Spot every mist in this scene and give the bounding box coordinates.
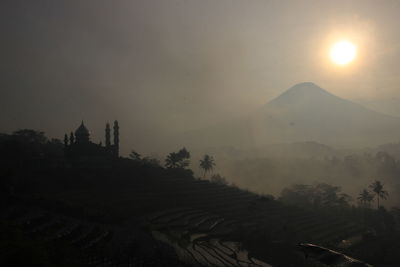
[3,0,400,155]
[2,1,400,266]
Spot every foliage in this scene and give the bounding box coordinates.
[280,183,351,209]
[129,150,161,167]
[199,154,215,179]
[0,129,64,174]
[357,189,374,208]
[2,128,400,266]
[129,150,142,161]
[218,150,400,205]
[141,156,161,167]
[369,180,389,209]
[13,129,48,144]
[165,148,190,169]
[210,174,227,185]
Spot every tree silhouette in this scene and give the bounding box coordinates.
[13,129,47,144]
[69,132,75,144]
[369,180,388,209]
[129,150,161,167]
[129,150,141,161]
[357,189,374,208]
[210,174,227,185]
[165,148,190,169]
[280,183,351,209]
[199,154,215,179]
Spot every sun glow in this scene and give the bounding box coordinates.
[330,41,357,65]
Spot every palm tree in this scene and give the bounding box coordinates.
[369,180,389,209]
[165,148,191,169]
[199,154,215,179]
[357,189,374,208]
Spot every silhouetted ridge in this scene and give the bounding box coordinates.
[176,82,400,149]
[267,82,338,107]
[283,82,327,94]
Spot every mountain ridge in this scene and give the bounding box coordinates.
[176,82,400,150]
[264,82,399,119]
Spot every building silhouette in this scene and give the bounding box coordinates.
[64,121,119,160]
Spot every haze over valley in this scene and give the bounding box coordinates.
[2,1,400,266]
[177,82,400,150]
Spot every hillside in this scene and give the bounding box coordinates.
[178,82,400,150]
[2,161,375,266]
[1,130,399,266]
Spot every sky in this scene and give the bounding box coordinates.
[1,0,400,154]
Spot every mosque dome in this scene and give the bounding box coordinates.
[75,121,90,143]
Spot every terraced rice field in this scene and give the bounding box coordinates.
[146,200,366,266]
[1,205,182,266]
[149,208,272,266]
[10,174,367,266]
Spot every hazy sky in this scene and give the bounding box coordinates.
[2,0,400,154]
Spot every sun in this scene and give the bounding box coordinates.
[330,41,357,65]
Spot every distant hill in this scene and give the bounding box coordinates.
[179,82,400,150]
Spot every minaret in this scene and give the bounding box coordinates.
[105,122,111,148]
[113,120,119,157]
[64,134,69,147]
[69,132,75,144]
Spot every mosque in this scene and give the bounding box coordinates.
[64,121,119,159]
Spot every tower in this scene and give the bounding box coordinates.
[105,122,111,148]
[64,134,69,146]
[75,121,90,144]
[113,120,119,157]
[69,132,75,144]
[64,120,120,160]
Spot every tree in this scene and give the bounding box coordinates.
[69,132,75,144]
[165,148,190,169]
[199,154,215,179]
[312,183,351,208]
[129,150,161,167]
[11,129,49,162]
[129,150,141,161]
[12,129,47,144]
[280,183,351,209]
[280,184,313,208]
[142,157,161,167]
[357,189,374,208]
[369,180,389,209]
[210,174,227,185]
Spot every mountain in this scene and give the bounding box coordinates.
[179,82,400,150]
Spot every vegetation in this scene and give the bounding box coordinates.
[129,150,141,161]
[210,173,228,185]
[1,129,400,266]
[218,150,400,207]
[280,183,351,210]
[369,180,389,209]
[129,150,161,167]
[165,148,191,169]
[357,189,374,208]
[199,154,215,179]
